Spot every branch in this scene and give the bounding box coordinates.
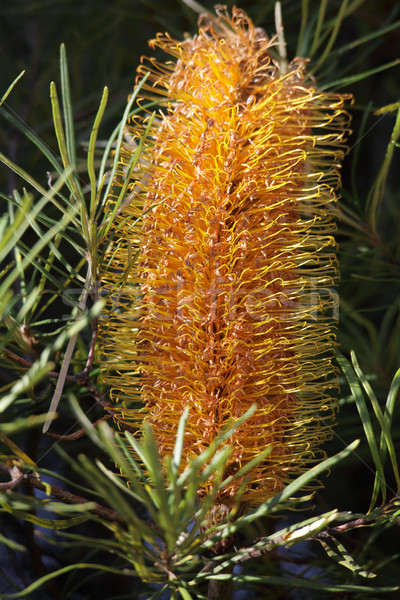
[74,319,98,383]
[45,415,113,441]
[0,462,125,525]
[2,348,136,434]
[0,465,24,491]
[204,500,400,565]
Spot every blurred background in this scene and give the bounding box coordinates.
[0,0,399,598]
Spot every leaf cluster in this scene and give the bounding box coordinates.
[0,1,399,599]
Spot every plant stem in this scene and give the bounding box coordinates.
[207,570,233,600]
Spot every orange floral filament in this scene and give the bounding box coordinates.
[98,8,352,508]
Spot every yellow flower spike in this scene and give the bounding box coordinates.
[98,7,352,513]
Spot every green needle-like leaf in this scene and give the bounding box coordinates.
[366,106,400,235]
[0,71,25,106]
[88,86,108,222]
[50,80,88,240]
[59,44,76,169]
[171,406,190,478]
[337,352,386,507]
[351,352,400,495]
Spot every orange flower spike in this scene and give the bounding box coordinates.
[99,8,352,511]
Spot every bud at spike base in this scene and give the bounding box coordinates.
[98,7,352,512]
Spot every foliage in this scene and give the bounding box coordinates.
[0,1,399,599]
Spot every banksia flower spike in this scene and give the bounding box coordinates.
[99,7,352,513]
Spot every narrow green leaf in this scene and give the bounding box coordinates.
[15,285,40,324]
[175,586,194,600]
[351,352,400,493]
[366,106,400,234]
[77,455,140,523]
[79,425,160,532]
[59,44,76,168]
[96,459,149,507]
[93,426,154,507]
[370,367,400,504]
[349,101,372,208]
[0,151,79,226]
[34,460,107,501]
[118,432,152,481]
[95,97,159,209]
[42,276,93,433]
[386,367,400,426]
[334,19,400,56]
[219,440,360,533]
[0,532,26,552]
[140,425,177,543]
[309,0,327,57]
[29,234,61,317]
[337,352,386,507]
[0,358,54,414]
[50,81,87,239]
[203,509,340,560]
[175,405,257,489]
[98,111,155,242]
[2,298,100,415]
[0,503,88,530]
[50,81,71,176]
[171,406,190,478]
[319,536,377,578]
[88,86,109,222]
[200,573,398,594]
[321,58,400,90]
[219,444,272,497]
[311,0,350,74]
[0,104,63,175]
[0,193,32,258]
[0,414,48,436]
[1,71,25,106]
[0,563,136,599]
[0,192,79,308]
[97,71,150,211]
[296,0,309,56]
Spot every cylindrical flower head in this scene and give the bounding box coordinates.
[99,8,352,508]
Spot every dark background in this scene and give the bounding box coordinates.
[1,0,399,598]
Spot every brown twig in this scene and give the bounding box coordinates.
[0,465,24,491]
[0,462,165,541]
[2,345,136,435]
[2,348,77,383]
[207,569,233,600]
[0,462,125,525]
[74,320,98,384]
[45,415,113,440]
[200,500,399,568]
